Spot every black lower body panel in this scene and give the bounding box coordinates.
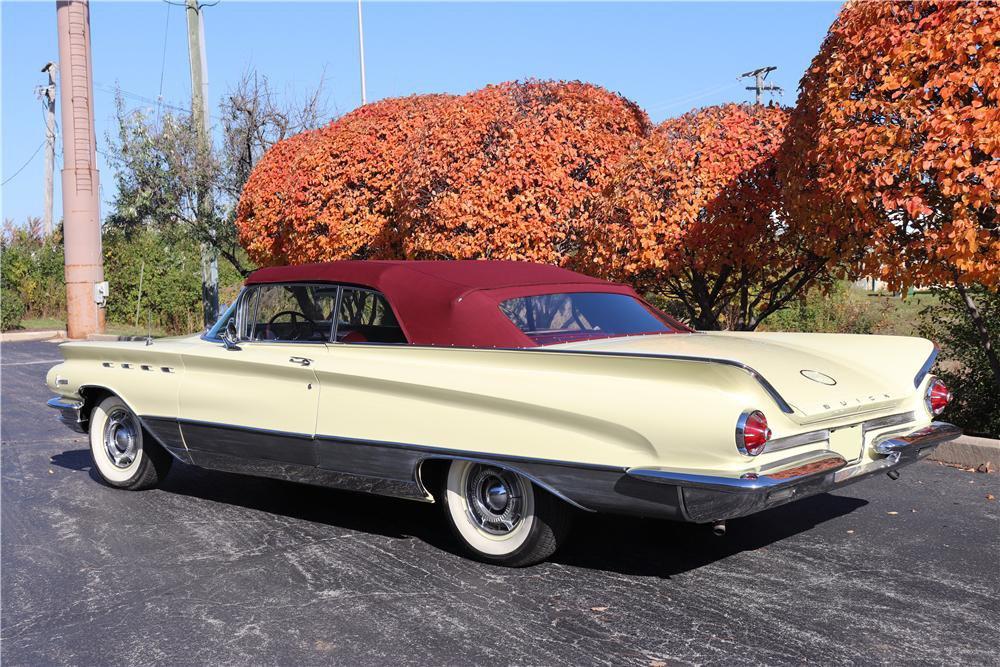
[138,417,685,519]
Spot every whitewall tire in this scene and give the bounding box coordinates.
[89,395,171,490]
[442,460,572,566]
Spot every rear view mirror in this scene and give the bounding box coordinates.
[222,319,241,351]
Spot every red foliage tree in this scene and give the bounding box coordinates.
[585,104,822,330]
[397,80,651,264]
[782,0,999,384]
[235,94,454,267]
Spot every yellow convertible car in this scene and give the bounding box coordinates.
[46,261,960,566]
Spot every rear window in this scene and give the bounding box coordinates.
[499,292,676,345]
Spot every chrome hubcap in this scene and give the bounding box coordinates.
[466,465,523,535]
[103,408,139,468]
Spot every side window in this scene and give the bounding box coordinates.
[336,288,406,344]
[248,284,337,342]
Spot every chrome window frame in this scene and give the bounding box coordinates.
[331,285,406,345]
[235,283,340,346]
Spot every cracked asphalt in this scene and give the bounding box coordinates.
[2,340,999,665]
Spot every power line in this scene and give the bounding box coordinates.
[2,141,45,186]
[645,80,742,114]
[157,1,172,122]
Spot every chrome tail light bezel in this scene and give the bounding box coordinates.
[736,409,772,457]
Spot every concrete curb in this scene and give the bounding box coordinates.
[928,434,999,472]
[0,330,66,343]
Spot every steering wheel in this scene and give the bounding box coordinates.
[267,310,319,341]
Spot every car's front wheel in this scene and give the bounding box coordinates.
[442,460,572,566]
[89,395,171,490]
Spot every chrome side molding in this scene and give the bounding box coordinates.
[913,347,939,388]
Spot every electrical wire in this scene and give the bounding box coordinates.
[645,80,742,115]
[156,1,172,122]
[2,141,46,186]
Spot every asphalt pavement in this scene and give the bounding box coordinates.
[2,340,998,666]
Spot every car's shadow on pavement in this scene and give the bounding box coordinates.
[52,447,868,578]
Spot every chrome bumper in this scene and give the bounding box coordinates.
[627,422,962,523]
[47,396,87,434]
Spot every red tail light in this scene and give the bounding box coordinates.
[925,378,952,416]
[737,410,771,456]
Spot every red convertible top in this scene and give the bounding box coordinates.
[245,260,649,347]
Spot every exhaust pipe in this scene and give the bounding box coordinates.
[712,520,726,537]
[886,470,900,480]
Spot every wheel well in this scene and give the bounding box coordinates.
[78,386,114,423]
[416,458,450,502]
[416,457,588,511]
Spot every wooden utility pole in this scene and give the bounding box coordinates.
[56,0,105,338]
[740,66,782,105]
[39,62,58,238]
[185,0,219,326]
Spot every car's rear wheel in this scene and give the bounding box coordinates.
[442,460,572,566]
[89,395,171,490]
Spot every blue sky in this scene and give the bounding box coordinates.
[1,1,841,227]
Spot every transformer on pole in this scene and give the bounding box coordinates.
[740,66,782,105]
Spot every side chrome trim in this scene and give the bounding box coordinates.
[914,347,939,388]
[207,295,796,415]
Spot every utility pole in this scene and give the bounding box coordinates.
[357,0,367,105]
[56,0,105,338]
[185,0,219,326]
[740,66,782,105]
[38,62,58,238]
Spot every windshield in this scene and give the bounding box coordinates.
[499,292,678,345]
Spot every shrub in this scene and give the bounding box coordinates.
[1,287,25,331]
[236,95,454,266]
[236,80,651,267]
[1,224,66,320]
[920,286,1000,438]
[399,80,651,264]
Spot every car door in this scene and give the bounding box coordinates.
[178,283,337,466]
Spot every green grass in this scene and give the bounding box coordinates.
[758,282,941,337]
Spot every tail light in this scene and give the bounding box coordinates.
[736,410,771,456]
[925,378,952,416]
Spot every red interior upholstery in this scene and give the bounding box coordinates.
[341,330,368,343]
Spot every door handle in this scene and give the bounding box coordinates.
[289,356,312,367]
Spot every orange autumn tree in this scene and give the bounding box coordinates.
[235,94,454,266]
[397,80,651,264]
[782,0,1000,386]
[586,104,824,330]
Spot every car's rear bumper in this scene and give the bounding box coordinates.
[47,396,87,434]
[626,422,962,523]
